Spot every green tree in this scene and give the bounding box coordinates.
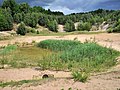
[112,19,120,32]
[77,22,91,31]
[84,22,92,31]
[47,20,58,32]
[24,13,38,28]
[14,13,23,23]
[64,20,75,32]
[77,22,84,31]
[0,8,13,31]
[19,3,30,13]
[38,15,48,26]
[2,0,19,16]
[17,22,27,35]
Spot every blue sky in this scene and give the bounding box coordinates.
[0,0,120,14]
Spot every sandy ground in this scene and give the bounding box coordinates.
[0,33,120,90]
[0,66,120,90]
[0,33,120,51]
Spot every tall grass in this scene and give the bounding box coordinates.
[37,40,120,73]
[61,43,119,72]
[37,39,80,51]
[0,45,17,69]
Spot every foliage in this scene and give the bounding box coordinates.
[24,13,38,28]
[1,0,120,33]
[47,20,58,32]
[0,45,17,69]
[17,22,27,35]
[38,40,120,73]
[64,20,75,32]
[0,79,41,88]
[14,13,24,23]
[37,40,80,51]
[7,46,53,68]
[113,19,120,32]
[77,22,92,31]
[0,8,13,31]
[2,0,19,16]
[72,71,89,82]
[38,15,48,26]
[19,3,30,13]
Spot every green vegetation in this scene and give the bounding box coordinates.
[0,36,13,41]
[27,30,105,36]
[47,20,58,32]
[77,22,92,31]
[72,71,89,82]
[0,0,120,33]
[38,40,120,73]
[0,46,53,68]
[24,13,38,28]
[0,80,37,88]
[0,40,119,83]
[38,40,80,51]
[0,79,54,88]
[0,45,17,69]
[64,20,75,32]
[17,22,27,35]
[0,8,13,31]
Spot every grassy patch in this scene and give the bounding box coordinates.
[38,39,80,51]
[0,80,36,88]
[72,71,89,82]
[26,30,105,36]
[37,40,120,73]
[0,79,54,88]
[0,46,53,68]
[0,36,13,41]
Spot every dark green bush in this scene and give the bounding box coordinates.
[17,22,27,35]
[0,8,13,31]
[24,13,38,28]
[64,20,75,32]
[47,20,58,32]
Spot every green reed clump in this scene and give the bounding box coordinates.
[61,43,119,62]
[37,39,81,51]
[38,40,120,73]
[60,43,119,72]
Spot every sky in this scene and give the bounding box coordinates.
[0,0,120,14]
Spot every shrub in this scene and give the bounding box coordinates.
[107,28,113,33]
[14,13,23,23]
[30,28,36,33]
[38,16,48,26]
[64,20,75,32]
[17,22,27,35]
[24,13,38,28]
[47,20,58,32]
[72,71,88,83]
[77,22,92,31]
[0,8,13,31]
[36,30,39,34]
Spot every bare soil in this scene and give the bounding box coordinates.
[0,33,120,90]
[0,33,120,51]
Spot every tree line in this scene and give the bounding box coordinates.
[0,0,120,35]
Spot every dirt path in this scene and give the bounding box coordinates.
[0,33,120,90]
[0,66,120,90]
